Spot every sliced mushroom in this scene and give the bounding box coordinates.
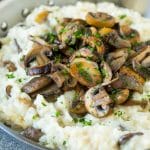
[110,89,129,105]
[132,46,150,79]
[70,58,102,87]
[83,36,105,55]
[86,12,115,28]
[50,71,66,88]
[118,132,143,146]
[99,29,131,48]
[100,61,112,83]
[23,127,43,142]
[70,47,98,62]
[84,85,112,118]
[22,76,52,94]
[106,48,128,72]
[6,85,12,97]
[119,25,140,44]
[60,22,85,45]
[30,82,61,100]
[3,61,17,72]
[111,66,145,93]
[24,41,52,75]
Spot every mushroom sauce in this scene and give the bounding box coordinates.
[0,2,150,150]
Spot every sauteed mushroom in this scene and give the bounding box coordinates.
[6,85,12,97]
[30,83,61,100]
[132,46,150,79]
[60,22,85,45]
[24,40,52,75]
[3,61,17,72]
[120,25,140,44]
[22,76,52,94]
[118,132,143,146]
[111,66,145,92]
[106,48,128,72]
[70,58,102,87]
[110,89,129,105]
[23,127,43,142]
[100,61,112,83]
[86,12,115,28]
[84,85,112,118]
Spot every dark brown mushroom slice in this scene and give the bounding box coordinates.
[50,71,66,88]
[84,85,112,118]
[3,61,17,72]
[106,48,128,72]
[86,12,115,28]
[60,22,85,46]
[118,132,143,146]
[119,25,140,44]
[30,83,61,100]
[22,76,52,94]
[132,46,150,79]
[27,62,52,76]
[6,85,12,97]
[124,99,148,109]
[70,99,87,115]
[111,66,145,93]
[100,61,112,83]
[105,30,131,49]
[23,127,43,142]
[132,40,150,52]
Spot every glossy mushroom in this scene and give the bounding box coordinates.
[86,12,115,28]
[106,48,128,72]
[132,46,150,79]
[84,85,112,118]
[70,58,102,87]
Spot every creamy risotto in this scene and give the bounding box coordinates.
[0,1,150,150]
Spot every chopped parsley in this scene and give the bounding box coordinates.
[119,14,127,19]
[73,118,92,126]
[59,27,67,34]
[41,102,47,107]
[94,32,101,39]
[32,114,39,120]
[114,110,125,117]
[76,63,93,83]
[74,29,83,38]
[6,73,15,79]
[45,32,57,44]
[63,140,67,146]
[87,46,95,52]
[101,68,108,78]
[20,55,25,61]
[55,111,62,117]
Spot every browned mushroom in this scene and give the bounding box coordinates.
[106,48,128,72]
[70,58,102,87]
[86,12,115,28]
[119,25,140,44]
[23,127,43,142]
[100,61,112,83]
[59,22,85,45]
[84,85,112,118]
[118,132,143,146]
[132,46,150,79]
[3,61,17,72]
[6,85,12,97]
[22,76,52,94]
[24,39,52,75]
[111,66,145,93]
[30,82,62,100]
[110,89,129,105]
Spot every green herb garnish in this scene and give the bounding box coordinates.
[59,27,67,34]
[41,102,47,107]
[63,140,67,146]
[74,29,83,38]
[119,14,127,19]
[55,111,61,117]
[73,118,92,126]
[45,32,57,44]
[6,73,15,79]
[32,114,39,120]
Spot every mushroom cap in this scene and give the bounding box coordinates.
[70,58,102,87]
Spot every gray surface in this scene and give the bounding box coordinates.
[0,129,37,150]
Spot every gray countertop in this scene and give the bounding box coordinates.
[0,129,36,150]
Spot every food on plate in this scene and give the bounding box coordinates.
[0,1,150,150]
